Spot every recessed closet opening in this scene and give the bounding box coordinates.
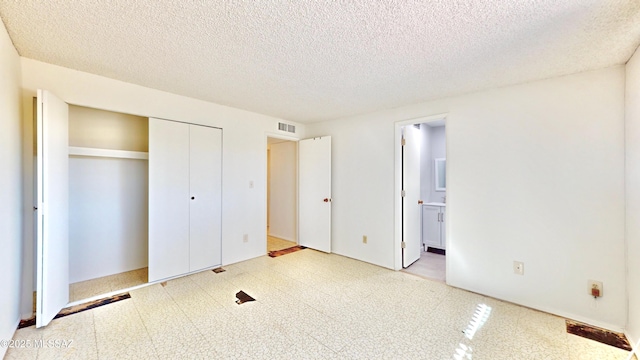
[266,137,298,253]
[68,105,149,302]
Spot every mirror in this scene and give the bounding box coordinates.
[435,158,446,191]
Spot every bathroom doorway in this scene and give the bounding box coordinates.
[398,117,447,282]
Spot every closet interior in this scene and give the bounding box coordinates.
[68,105,149,302]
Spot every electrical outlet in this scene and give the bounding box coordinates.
[243,234,249,243]
[513,261,524,275]
[362,235,367,244]
[588,280,603,298]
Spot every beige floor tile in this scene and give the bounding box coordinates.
[403,250,446,282]
[7,250,633,360]
[93,298,158,360]
[36,310,98,360]
[267,235,297,252]
[3,325,42,360]
[69,267,148,303]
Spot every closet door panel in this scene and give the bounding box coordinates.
[189,125,222,271]
[149,118,190,282]
[35,89,69,328]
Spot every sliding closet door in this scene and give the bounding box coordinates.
[189,125,222,272]
[35,90,69,328]
[148,118,189,282]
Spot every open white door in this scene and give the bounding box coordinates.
[36,90,69,328]
[299,136,331,253]
[402,125,421,267]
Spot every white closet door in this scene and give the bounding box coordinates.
[148,118,190,282]
[36,90,69,328]
[299,136,332,253]
[189,125,222,272]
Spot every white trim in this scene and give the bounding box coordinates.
[394,113,448,271]
[68,146,148,160]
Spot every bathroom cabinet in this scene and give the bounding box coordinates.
[422,204,446,250]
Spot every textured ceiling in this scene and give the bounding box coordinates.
[2,1,640,123]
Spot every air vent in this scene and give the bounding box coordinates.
[278,122,296,133]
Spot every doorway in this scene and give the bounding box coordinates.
[398,117,447,282]
[266,137,298,252]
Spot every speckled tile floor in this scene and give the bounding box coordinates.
[69,268,148,303]
[5,249,636,360]
[267,235,297,252]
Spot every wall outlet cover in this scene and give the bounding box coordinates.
[513,261,524,275]
[588,280,603,297]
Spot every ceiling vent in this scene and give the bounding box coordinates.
[278,122,296,133]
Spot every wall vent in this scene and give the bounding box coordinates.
[278,122,296,133]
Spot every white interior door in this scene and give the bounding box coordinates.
[299,136,332,253]
[189,125,222,272]
[148,118,190,282]
[403,126,421,267]
[36,90,69,328]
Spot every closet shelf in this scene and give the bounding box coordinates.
[68,146,149,160]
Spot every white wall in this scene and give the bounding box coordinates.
[626,45,640,344]
[69,105,148,151]
[307,66,627,331]
[69,157,148,283]
[268,141,297,242]
[0,18,23,359]
[19,58,304,316]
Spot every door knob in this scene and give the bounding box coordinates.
[323,198,331,202]
[191,196,195,200]
[418,200,423,204]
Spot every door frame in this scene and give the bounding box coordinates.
[264,132,300,251]
[394,113,448,271]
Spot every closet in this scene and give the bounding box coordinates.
[148,118,222,282]
[68,105,149,302]
[35,89,224,327]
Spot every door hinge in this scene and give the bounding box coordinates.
[401,190,406,197]
[401,138,406,146]
[401,241,406,249]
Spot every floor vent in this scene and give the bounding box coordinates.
[212,267,226,273]
[566,320,631,351]
[426,247,446,256]
[278,122,296,133]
